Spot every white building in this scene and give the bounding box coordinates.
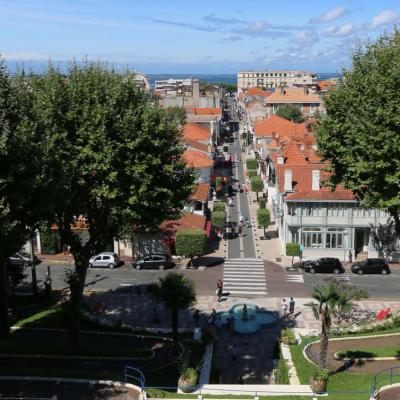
[238,70,317,92]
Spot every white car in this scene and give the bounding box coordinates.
[89,252,120,269]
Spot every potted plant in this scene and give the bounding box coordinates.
[310,367,329,393]
[178,367,198,393]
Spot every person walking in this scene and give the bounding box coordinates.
[193,309,200,326]
[238,224,242,236]
[217,279,223,302]
[228,197,233,207]
[281,298,288,317]
[348,249,353,264]
[289,297,295,315]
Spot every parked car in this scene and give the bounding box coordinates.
[303,258,344,274]
[89,252,120,269]
[351,258,390,275]
[133,253,174,270]
[9,251,38,267]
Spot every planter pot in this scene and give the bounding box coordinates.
[178,378,197,393]
[310,378,328,394]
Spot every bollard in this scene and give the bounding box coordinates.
[197,395,203,400]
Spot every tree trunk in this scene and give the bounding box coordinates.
[0,258,10,337]
[30,238,38,297]
[392,211,400,238]
[256,191,259,201]
[319,317,330,369]
[171,308,179,356]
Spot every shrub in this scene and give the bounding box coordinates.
[250,176,264,200]
[212,211,226,228]
[215,177,222,187]
[281,328,297,345]
[175,230,207,261]
[247,169,258,178]
[246,158,257,169]
[274,353,290,384]
[312,367,329,381]
[179,367,198,385]
[213,202,225,212]
[259,197,267,209]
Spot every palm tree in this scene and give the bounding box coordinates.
[305,283,352,369]
[156,272,196,354]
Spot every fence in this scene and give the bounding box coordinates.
[371,366,400,398]
[303,337,335,372]
[124,365,145,392]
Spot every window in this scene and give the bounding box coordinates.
[326,228,347,248]
[289,227,300,243]
[103,256,110,260]
[288,203,297,216]
[301,227,322,248]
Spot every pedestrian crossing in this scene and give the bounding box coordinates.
[223,258,267,296]
[285,274,304,283]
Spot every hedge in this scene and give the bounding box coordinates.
[247,169,258,178]
[212,211,226,228]
[286,243,301,257]
[213,202,225,212]
[246,158,257,169]
[175,229,207,257]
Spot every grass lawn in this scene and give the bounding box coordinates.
[290,338,374,400]
[338,346,400,359]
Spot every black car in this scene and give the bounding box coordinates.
[133,253,174,270]
[303,257,344,274]
[351,258,390,275]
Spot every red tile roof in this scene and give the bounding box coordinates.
[245,87,272,97]
[183,123,210,141]
[183,150,213,168]
[160,213,207,235]
[185,138,209,153]
[266,87,322,104]
[190,183,209,202]
[191,107,221,115]
[317,80,335,91]
[275,163,354,201]
[254,115,307,138]
[282,141,307,164]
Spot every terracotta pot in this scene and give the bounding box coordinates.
[310,378,328,394]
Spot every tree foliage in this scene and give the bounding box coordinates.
[155,272,196,353]
[175,229,207,265]
[276,104,305,123]
[257,208,270,235]
[286,243,301,267]
[250,176,264,200]
[370,219,398,260]
[213,202,225,212]
[165,107,186,125]
[31,61,195,334]
[246,158,257,169]
[317,29,400,235]
[211,211,226,228]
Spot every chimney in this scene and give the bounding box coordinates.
[284,169,292,191]
[280,86,285,95]
[304,87,309,95]
[312,170,320,191]
[277,156,284,164]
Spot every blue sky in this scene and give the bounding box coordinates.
[1,0,400,73]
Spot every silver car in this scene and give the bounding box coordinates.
[89,252,120,269]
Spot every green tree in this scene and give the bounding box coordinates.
[213,202,225,212]
[305,283,353,368]
[247,169,258,178]
[246,158,257,169]
[276,104,305,123]
[257,208,270,236]
[165,107,186,125]
[0,61,50,336]
[175,229,207,267]
[250,176,264,201]
[370,219,398,260]
[286,243,301,267]
[32,61,195,339]
[156,272,196,354]
[212,211,226,228]
[317,29,400,236]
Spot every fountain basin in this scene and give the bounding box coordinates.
[218,303,278,334]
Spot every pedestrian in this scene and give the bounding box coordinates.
[289,297,295,315]
[215,316,223,329]
[348,249,353,264]
[229,343,238,361]
[217,280,223,302]
[228,197,233,207]
[193,309,200,326]
[281,298,288,317]
[208,308,217,325]
[238,224,242,236]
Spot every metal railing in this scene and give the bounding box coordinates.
[124,365,145,392]
[371,366,400,398]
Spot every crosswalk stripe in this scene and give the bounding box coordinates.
[285,275,304,283]
[223,257,267,297]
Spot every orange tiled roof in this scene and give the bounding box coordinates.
[282,141,307,164]
[268,139,279,149]
[160,213,207,235]
[275,163,354,201]
[190,183,209,202]
[266,87,321,104]
[317,80,335,91]
[245,87,272,97]
[183,123,210,141]
[183,149,213,168]
[191,107,221,115]
[253,115,307,138]
[185,138,209,153]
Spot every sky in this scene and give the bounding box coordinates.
[1,0,400,74]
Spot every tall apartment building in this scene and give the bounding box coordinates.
[237,70,317,92]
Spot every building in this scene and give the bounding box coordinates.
[185,108,222,145]
[237,70,317,92]
[266,140,391,261]
[133,72,151,91]
[265,87,323,117]
[155,79,221,109]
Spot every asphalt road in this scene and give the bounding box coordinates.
[21,259,400,300]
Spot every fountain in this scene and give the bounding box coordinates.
[219,303,278,334]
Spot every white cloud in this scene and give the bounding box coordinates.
[295,30,319,45]
[3,51,48,61]
[309,6,349,24]
[325,23,355,37]
[368,10,399,29]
